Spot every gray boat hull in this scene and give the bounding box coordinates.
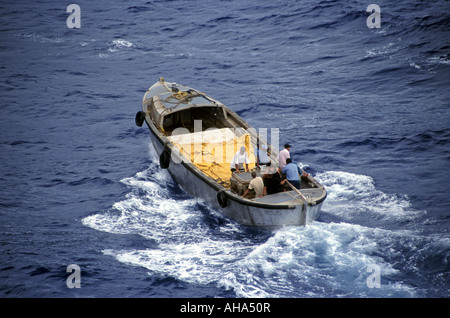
[137,78,326,228]
[148,128,323,229]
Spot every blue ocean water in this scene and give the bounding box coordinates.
[0,0,449,298]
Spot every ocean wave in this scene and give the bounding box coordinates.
[82,160,432,297]
[96,38,136,58]
[16,32,65,44]
[219,223,421,297]
[316,170,424,225]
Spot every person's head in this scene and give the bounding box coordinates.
[286,158,292,164]
[240,146,246,154]
[266,166,276,176]
[251,171,257,178]
[284,143,291,151]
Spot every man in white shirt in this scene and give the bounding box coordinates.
[277,143,291,170]
[230,146,250,173]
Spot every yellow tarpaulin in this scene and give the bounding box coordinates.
[169,129,255,188]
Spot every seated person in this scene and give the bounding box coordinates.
[230,146,250,173]
[242,171,264,198]
[264,166,288,195]
[282,158,308,189]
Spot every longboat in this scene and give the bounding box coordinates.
[135,78,327,229]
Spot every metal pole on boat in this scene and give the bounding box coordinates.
[285,181,312,208]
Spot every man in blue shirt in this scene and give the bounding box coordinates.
[282,158,308,189]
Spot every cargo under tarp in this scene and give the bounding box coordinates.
[168,128,256,188]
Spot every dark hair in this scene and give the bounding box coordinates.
[251,171,257,178]
[286,158,292,164]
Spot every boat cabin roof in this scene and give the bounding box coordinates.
[144,79,226,132]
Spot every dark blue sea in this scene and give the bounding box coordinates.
[1,0,449,299]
